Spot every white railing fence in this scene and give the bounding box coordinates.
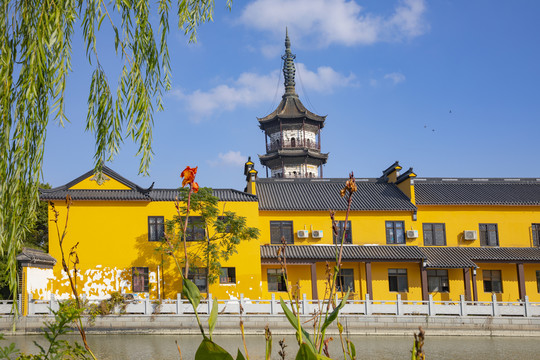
[1,293,538,317]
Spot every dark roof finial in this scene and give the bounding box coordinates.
[282,28,296,96]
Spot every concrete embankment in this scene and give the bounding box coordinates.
[2,315,540,337]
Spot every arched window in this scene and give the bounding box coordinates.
[276,139,280,148]
[306,139,311,148]
[291,137,296,147]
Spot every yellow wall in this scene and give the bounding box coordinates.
[42,173,540,304]
[258,210,415,246]
[416,205,540,247]
[48,176,263,301]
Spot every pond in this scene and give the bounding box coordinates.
[3,334,540,359]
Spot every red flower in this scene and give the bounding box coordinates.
[181,166,199,193]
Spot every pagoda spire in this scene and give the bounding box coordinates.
[282,28,297,96]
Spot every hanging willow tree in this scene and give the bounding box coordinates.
[0,0,231,313]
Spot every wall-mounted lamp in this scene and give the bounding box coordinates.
[422,260,427,268]
[473,268,477,276]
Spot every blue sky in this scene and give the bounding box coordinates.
[43,0,540,190]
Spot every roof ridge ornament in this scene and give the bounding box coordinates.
[282,27,297,97]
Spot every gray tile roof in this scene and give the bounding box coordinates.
[260,244,425,261]
[420,247,540,268]
[258,95,326,126]
[40,188,257,202]
[17,248,57,268]
[420,247,477,268]
[39,167,257,202]
[256,178,416,211]
[414,178,540,205]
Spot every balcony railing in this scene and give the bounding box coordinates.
[12,293,540,317]
[267,140,320,152]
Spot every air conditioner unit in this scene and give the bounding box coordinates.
[297,230,309,238]
[312,230,323,238]
[406,230,418,239]
[464,230,477,240]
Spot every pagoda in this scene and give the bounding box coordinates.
[258,30,328,178]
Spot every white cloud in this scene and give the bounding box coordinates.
[239,0,428,48]
[208,151,247,167]
[384,72,406,84]
[171,64,355,121]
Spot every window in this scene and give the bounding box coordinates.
[386,221,405,244]
[479,224,499,246]
[185,267,208,292]
[291,137,296,147]
[148,216,164,242]
[333,221,352,244]
[423,223,446,246]
[270,221,294,244]
[220,267,236,284]
[388,269,408,292]
[483,270,502,293]
[132,267,149,293]
[336,269,354,292]
[427,269,449,292]
[537,271,540,293]
[267,269,287,292]
[533,224,540,247]
[187,216,206,241]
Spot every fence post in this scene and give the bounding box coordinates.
[428,294,434,316]
[176,293,183,314]
[240,294,244,314]
[302,294,307,315]
[50,293,59,314]
[365,294,371,315]
[460,295,467,316]
[491,293,498,316]
[144,297,150,315]
[27,293,33,316]
[524,295,530,317]
[271,294,276,315]
[396,293,402,315]
[208,293,212,314]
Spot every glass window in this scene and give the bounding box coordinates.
[270,221,294,244]
[483,270,502,293]
[533,224,540,247]
[267,269,287,292]
[479,224,499,246]
[186,216,206,241]
[333,221,352,244]
[132,267,149,293]
[423,223,446,246]
[148,216,164,242]
[386,221,405,244]
[336,269,354,292]
[388,268,408,292]
[184,267,208,292]
[427,269,449,292]
[220,267,236,284]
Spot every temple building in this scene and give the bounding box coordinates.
[258,30,328,178]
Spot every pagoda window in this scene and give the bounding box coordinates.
[291,137,296,147]
[306,139,311,148]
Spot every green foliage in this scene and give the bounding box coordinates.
[295,343,331,360]
[236,349,246,360]
[164,186,259,287]
[0,0,228,313]
[320,290,349,336]
[208,297,218,340]
[279,298,316,353]
[194,338,234,360]
[0,302,91,359]
[182,277,202,309]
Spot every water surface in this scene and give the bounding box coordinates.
[4,334,540,359]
